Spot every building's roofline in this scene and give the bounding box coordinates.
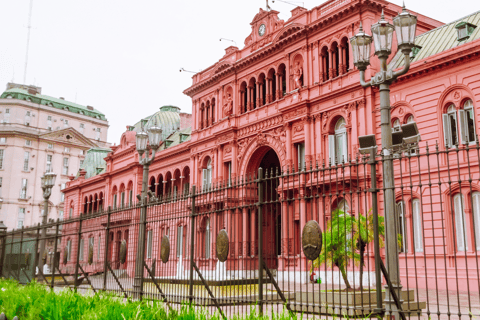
[0,87,107,121]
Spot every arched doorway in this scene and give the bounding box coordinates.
[247,147,281,269]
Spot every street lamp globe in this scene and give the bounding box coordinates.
[371,10,395,56]
[41,175,46,189]
[136,130,149,155]
[44,172,57,189]
[350,22,373,70]
[147,125,163,150]
[393,5,417,52]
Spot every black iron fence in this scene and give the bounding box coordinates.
[2,142,480,319]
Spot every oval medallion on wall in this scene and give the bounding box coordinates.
[119,240,127,264]
[216,229,229,262]
[160,235,170,264]
[302,220,323,261]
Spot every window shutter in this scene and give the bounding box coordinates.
[328,135,336,166]
[342,132,348,163]
[473,192,480,251]
[443,114,452,148]
[459,109,468,144]
[413,199,423,252]
[454,194,467,251]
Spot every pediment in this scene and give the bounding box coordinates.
[40,128,98,148]
[273,23,304,43]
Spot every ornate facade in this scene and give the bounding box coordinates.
[62,0,480,289]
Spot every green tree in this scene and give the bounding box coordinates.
[353,209,385,290]
[313,209,359,289]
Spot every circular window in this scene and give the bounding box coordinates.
[66,135,72,140]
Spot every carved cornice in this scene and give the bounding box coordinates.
[238,115,283,138]
[283,107,308,121]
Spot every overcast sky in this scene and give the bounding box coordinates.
[0,0,477,143]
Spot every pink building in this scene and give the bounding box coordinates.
[0,83,109,232]
[62,0,480,292]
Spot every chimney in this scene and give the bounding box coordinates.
[87,106,94,111]
[59,97,65,100]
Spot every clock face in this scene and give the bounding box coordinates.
[258,24,266,37]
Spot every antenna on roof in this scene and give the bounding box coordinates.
[220,38,237,46]
[179,68,196,74]
[272,0,304,8]
[266,0,272,11]
[23,0,34,84]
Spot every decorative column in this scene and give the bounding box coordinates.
[162,181,167,197]
[286,122,293,170]
[192,100,197,131]
[251,208,257,256]
[218,145,224,181]
[303,116,312,168]
[242,207,249,263]
[232,142,238,178]
[314,114,322,163]
[329,49,334,79]
[247,86,251,111]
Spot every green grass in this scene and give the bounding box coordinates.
[0,279,302,320]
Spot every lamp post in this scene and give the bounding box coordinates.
[38,171,57,274]
[0,221,7,277]
[350,4,417,319]
[133,124,163,299]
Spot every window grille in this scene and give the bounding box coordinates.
[63,158,69,175]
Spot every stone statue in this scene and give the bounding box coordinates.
[293,61,303,89]
[223,93,233,117]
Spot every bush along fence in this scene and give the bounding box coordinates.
[2,142,480,319]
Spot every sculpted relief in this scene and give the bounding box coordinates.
[223,86,234,117]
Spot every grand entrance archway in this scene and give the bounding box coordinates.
[247,147,281,270]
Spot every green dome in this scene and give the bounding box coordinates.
[133,106,181,141]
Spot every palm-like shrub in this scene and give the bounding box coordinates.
[313,209,359,289]
[353,209,385,290]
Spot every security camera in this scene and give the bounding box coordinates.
[401,122,421,145]
[358,135,378,157]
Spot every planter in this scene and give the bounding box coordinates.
[292,289,426,317]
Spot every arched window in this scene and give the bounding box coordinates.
[412,199,423,252]
[462,99,476,144]
[453,193,468,251]
[329,118,348,165]
[202,159,212,190]
[406,115,415,124]
[320,47,330,82]
[334,199,350,215]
